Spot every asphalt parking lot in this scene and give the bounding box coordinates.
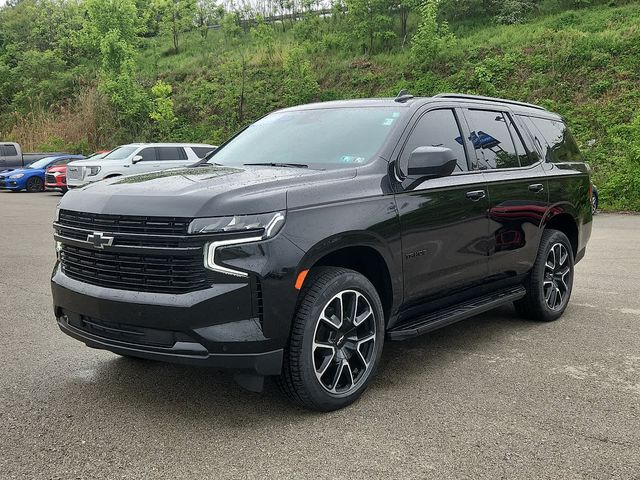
[1,191,638,479]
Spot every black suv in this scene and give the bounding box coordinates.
[51,93,592,411]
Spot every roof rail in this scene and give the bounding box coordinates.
[433,93,547,111]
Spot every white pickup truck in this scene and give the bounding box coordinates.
[0,142,64,171]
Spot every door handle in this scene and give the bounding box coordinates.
[528,183,544,193]
[466,190,486,201]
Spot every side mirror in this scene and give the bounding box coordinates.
[403,146,457,185]
[131,155,143,164]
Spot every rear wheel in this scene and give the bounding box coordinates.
[26,176,44,193]
[278,267,385,411]
[515,229,574,321]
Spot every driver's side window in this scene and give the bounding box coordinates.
[138,147,157,162]
[401,109,468,173]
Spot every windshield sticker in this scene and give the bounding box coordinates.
[382,118,395,126]
[339,155,366,164]
[392,112,401,118]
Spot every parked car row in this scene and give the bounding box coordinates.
[0,143,217,193]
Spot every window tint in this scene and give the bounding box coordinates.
[505,115,534,166]
[139,147,157,162]
[524,116,583,163]
[401,109,468,172]
[191,147,215,158]
[157,147,186,161]
[1,145,18,157]
[465,110,521,169]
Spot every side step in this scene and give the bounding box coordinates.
[387,286,526,341]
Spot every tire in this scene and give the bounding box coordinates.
[26,176,44,193]
[514,229,574,322]
[278,267,385,411]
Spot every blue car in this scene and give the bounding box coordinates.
[0,154,84,193]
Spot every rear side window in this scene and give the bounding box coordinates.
[464,110,523,170]
[1,145,18,157]
[521,116,583,163]
[157,147,187,161]
[191,147,215,158]
[401,109,468,172]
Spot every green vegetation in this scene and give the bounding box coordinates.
[1,0,639,210]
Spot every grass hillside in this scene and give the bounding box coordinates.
[3,2,640,210]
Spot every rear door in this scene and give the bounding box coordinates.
[396,106,490,309]
[461,108,549,281]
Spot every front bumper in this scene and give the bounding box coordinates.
[0,179,23,190]
[46,175,67,190]
[52,264,285,375]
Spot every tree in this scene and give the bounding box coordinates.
[157,0,197,53]
[195,0,224,38]
[283,46,319,105]
[345,0,395,55]
[149,80,177,139]
[411,0,454,66]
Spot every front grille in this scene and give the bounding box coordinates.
[60,244,209,293]
[59,210,191,235]
[56,226,185,248]
[46,174,56,184]
[66,166,84,180]
[65,313,191,347]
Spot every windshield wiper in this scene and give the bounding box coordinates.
[244,162,308,169]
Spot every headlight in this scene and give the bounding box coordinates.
[54,205,61,223]
[188,212,285,236]
[190,212,286,277]
[9,173,24,179]
[87,166,101,176]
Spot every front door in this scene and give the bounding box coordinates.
[396,108,490,309]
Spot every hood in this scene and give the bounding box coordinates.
[1,168,32,176]
[67,158,116,167]
[48,165,66,173]
[59,165,356,217]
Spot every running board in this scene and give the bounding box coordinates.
[387,286,526,341]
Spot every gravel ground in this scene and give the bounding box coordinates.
[1,191,638,479]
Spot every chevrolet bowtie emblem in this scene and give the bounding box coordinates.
[87,232,114,249]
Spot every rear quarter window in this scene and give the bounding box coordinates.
[520,116,583,163]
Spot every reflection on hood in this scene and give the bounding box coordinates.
[112,166,242,185]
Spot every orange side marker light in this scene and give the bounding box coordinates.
[295,269,309,290]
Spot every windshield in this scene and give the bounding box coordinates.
[27,157,58,169]
[102,146,137,161]
[209,107,404,168]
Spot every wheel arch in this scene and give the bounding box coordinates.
[542,208,579,258]
[296,232,400,325]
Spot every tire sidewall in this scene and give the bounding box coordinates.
[297,270,385,409]
[27,176,43,192]
[533,230,575,320]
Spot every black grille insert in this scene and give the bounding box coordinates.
[59,210,191,235]
[60,244,209,293]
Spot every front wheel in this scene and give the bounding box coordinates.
[278,267,385,411]
[26,176,44,193]
[515,229,574,322]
